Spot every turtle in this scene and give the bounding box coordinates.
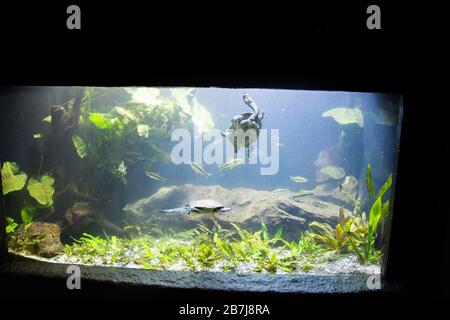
[221,93,265,156]
[162,199,232,215]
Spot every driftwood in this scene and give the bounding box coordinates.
[62,202,124,238]
[47,87,84,192]
[43,88,124,237]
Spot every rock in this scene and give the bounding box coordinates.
[123,184,349,240]
[9,222,65,258]
[306,175,358,208]
[313,147,345,183]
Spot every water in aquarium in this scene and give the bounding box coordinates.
[1,87,402,277]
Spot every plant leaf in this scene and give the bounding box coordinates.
[366,164,375,202]
[5,216,19,234]
[261,222,269,242]
[42,116,52,123]
[27,175,55,206]
[376,174,392,201]
[369,196,382,232]
[20,206,34,223]
[89,113,114,129]
[115,106,137,121]
[274,226,283,239]
[1,161,28,195]
[72,134,88,158]
[381,200,390,221]
[322,107,364,127]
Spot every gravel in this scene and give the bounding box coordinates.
[9,250,380,276]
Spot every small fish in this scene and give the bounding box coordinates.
[272,188,289,193]
[218,158,244,171]
[145,171,167,182]
[290,176,308,183]
[189,162,212,177]
[312,201,328,208]
[291,191,314,198]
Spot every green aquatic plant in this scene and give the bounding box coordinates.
[307,164,392,265]
[1,161,28,195]
[339,164,392,264]
[1,162,55,223]
[322,107,364,128]
[282,234,322,258]
[307,221,348,252]
[26,175,55,207]
[5,217,19,234]
[71,134,88,158]
[59,223,335,274]
[320,166,346,180]
[352,166,391,263]
[307,164,392,263]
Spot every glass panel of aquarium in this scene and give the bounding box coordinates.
[1,86,402,289]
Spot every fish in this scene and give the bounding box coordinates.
[291,191,314,198]
[272,188,289,193]
[145,171,167,182]
[312,201,328,208]
[218,158,244,171]
[189,162,212,177]
[290,176,308,183]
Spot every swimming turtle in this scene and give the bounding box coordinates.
[162,199,232,215]
[221,93,265,156]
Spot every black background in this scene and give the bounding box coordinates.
[0,0,448,317]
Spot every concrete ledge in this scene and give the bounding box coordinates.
[0,256,399,294]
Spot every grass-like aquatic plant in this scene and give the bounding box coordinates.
[62,222,337,274]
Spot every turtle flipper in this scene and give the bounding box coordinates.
[162,207,188,214]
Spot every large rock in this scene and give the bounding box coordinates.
[308,176,359,208]
[9,222,65,258]
[123,184,349,239]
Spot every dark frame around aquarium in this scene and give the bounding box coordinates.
[0,80,447,303]
[1,84,403,293]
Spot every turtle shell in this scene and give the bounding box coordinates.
[190,199,225,211]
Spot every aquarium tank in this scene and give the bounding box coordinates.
[0,86,402,287]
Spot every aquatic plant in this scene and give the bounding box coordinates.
[307,221,348,252]
[319,166,346,180]
[5,217,18,234]
[58,222,338,274]
[26,175,55,207]
[322,107,364,128]
[307,164,392,264]
[1,161,27,195]
[1,161,55,223]
[344,165,392,263]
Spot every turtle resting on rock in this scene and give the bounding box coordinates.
[162,199,232,215]
[221,93,265,156]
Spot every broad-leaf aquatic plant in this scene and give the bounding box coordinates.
[1,161,55,223]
